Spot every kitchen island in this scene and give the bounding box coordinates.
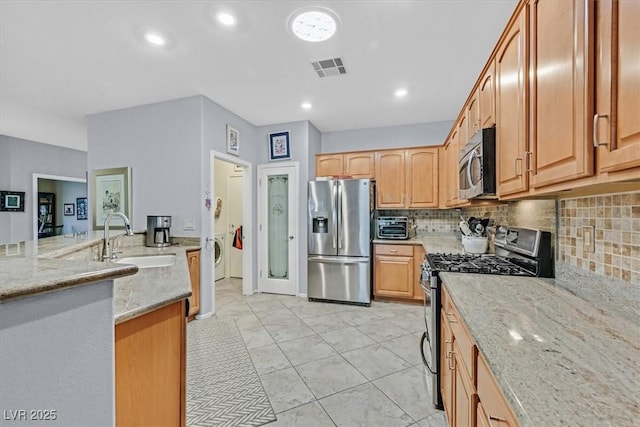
[0,232,195,426]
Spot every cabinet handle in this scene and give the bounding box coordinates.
[487,413,509,426]
[593,113,609,147]
[525,151,533,173]
[445,312,458,323]
[448,351,456,370]
[514,157,523,177]
[389,249,398,253]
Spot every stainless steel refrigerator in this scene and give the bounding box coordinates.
[308,178,373,306]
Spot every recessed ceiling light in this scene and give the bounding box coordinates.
[395,88,408,98]
[301,102,312,110]
[290,8,338,42]
[217,12,236,27]
[143,30,167,47]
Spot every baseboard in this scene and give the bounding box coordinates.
[195,311,214,320]
[297,293,307,298]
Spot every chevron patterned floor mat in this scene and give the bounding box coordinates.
[187,317,276,427]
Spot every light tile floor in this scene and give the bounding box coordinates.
[210,278,447,427]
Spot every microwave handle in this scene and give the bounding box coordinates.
[467,150,477,192]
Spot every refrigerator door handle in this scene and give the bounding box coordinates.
[308,256,369,265]
[332,182,337,249]
[337,182,343,249]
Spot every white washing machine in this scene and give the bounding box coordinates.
[214,233,225,281]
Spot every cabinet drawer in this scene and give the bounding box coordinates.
[374,244,414,257]
[477,352,518,426]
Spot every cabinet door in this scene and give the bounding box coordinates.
[595,0,640,173]
[458,113,469,150]
[479,60,496,128]
[344,152,375,178]
[454,340,476,427]
[374,254,413,298]
[529,0,594,188]
[316,154,344,177]
[187,250,200,320]
[445,130,460,207]
[467,89,481,138]
[375,150,406,208]
[441,311,455,425]
[406,148,439,208]
[496,7,529,197]
[477,352,518,427]
[116,300,186,427]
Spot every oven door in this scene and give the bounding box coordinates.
[419,267,443,409]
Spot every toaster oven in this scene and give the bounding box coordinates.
[376,217,409,240]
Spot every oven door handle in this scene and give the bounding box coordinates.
[420,331,436,375]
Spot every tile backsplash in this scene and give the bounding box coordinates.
[558,191,639,285]
[382,191,639,286]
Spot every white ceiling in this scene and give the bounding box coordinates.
[0,0,518,151]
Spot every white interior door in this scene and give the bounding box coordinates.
[227,174,243,278]
[258,163,298,295]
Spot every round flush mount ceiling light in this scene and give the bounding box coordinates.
[289,8,339,42]
[216,11,237,27]
[301,102,313,110]
[139,28,171,48]
[394,88,409,98]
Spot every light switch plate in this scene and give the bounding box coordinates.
[582,225,595,253]
[183,219,195,231]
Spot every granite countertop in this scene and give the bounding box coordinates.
[0,231,137,303]
[374,233,464,254]
[440,272,639,426]
[0,233,196,325]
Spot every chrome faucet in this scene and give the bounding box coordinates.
[102,212,134,260]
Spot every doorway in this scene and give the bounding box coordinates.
[257,162,299,295]
[227,175,244,278]
[32,173,87,239]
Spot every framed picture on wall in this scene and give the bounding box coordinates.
[91,167,131,229]
[226,125,239,156]
[76,197,88,220]
[268,130,291,161]
[64,203,75,216]
[0,191,25,212]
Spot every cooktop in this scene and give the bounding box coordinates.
[426,253,535,276]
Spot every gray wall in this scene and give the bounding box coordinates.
[0,135,87,244]
[57,181,88,234]
[320,120,454,153]
[0,280,114,426]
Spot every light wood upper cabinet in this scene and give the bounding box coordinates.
[479,60,496,128]
[316,154,344,177]
[375,150,406,208]
[528,0,594,188]
[344,152,375,178]
[316,152,375,178]
[406,148,439,208]
[467,89,481,139]
[375,148,439,209]
[496,7,529,197]
[443,131,460,208]
[595,0,640,173]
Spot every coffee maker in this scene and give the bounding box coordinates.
[146,215,172,247]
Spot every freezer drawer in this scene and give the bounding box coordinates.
[308,256,371,305]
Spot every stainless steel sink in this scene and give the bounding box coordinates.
[115,254,176,269]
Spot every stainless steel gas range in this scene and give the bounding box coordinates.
[419,227,553,409]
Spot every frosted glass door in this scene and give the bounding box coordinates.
[257,163,298,295]
[268,174,289,279]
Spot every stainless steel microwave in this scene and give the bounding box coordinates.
[459,127,497,200]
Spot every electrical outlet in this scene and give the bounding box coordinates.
[183,219,195,231]
[582,225,595,253]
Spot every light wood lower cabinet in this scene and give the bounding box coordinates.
[441,285,518,427]
[187,249,200,321]
[374,244,425,302]
[115,300,187,427]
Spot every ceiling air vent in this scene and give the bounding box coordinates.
[311,57,347,78]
